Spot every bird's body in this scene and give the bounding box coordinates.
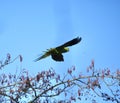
[35,37,82,62]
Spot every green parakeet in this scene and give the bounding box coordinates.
[35,37,82,62]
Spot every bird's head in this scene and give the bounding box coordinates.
[62,47,69,53]
[64,47,69,51]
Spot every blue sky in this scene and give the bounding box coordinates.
[0,0,120,102]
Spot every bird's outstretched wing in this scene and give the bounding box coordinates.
[56,37,82,49]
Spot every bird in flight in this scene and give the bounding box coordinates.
[34,37,82,62]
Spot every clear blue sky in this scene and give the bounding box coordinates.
[0,0,120,102]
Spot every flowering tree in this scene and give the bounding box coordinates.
[0,54,120,103]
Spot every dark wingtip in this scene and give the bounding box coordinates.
[71,36,82,45]
[76,37,82,43]
[34,58,39,62]
[34,57,41,62]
